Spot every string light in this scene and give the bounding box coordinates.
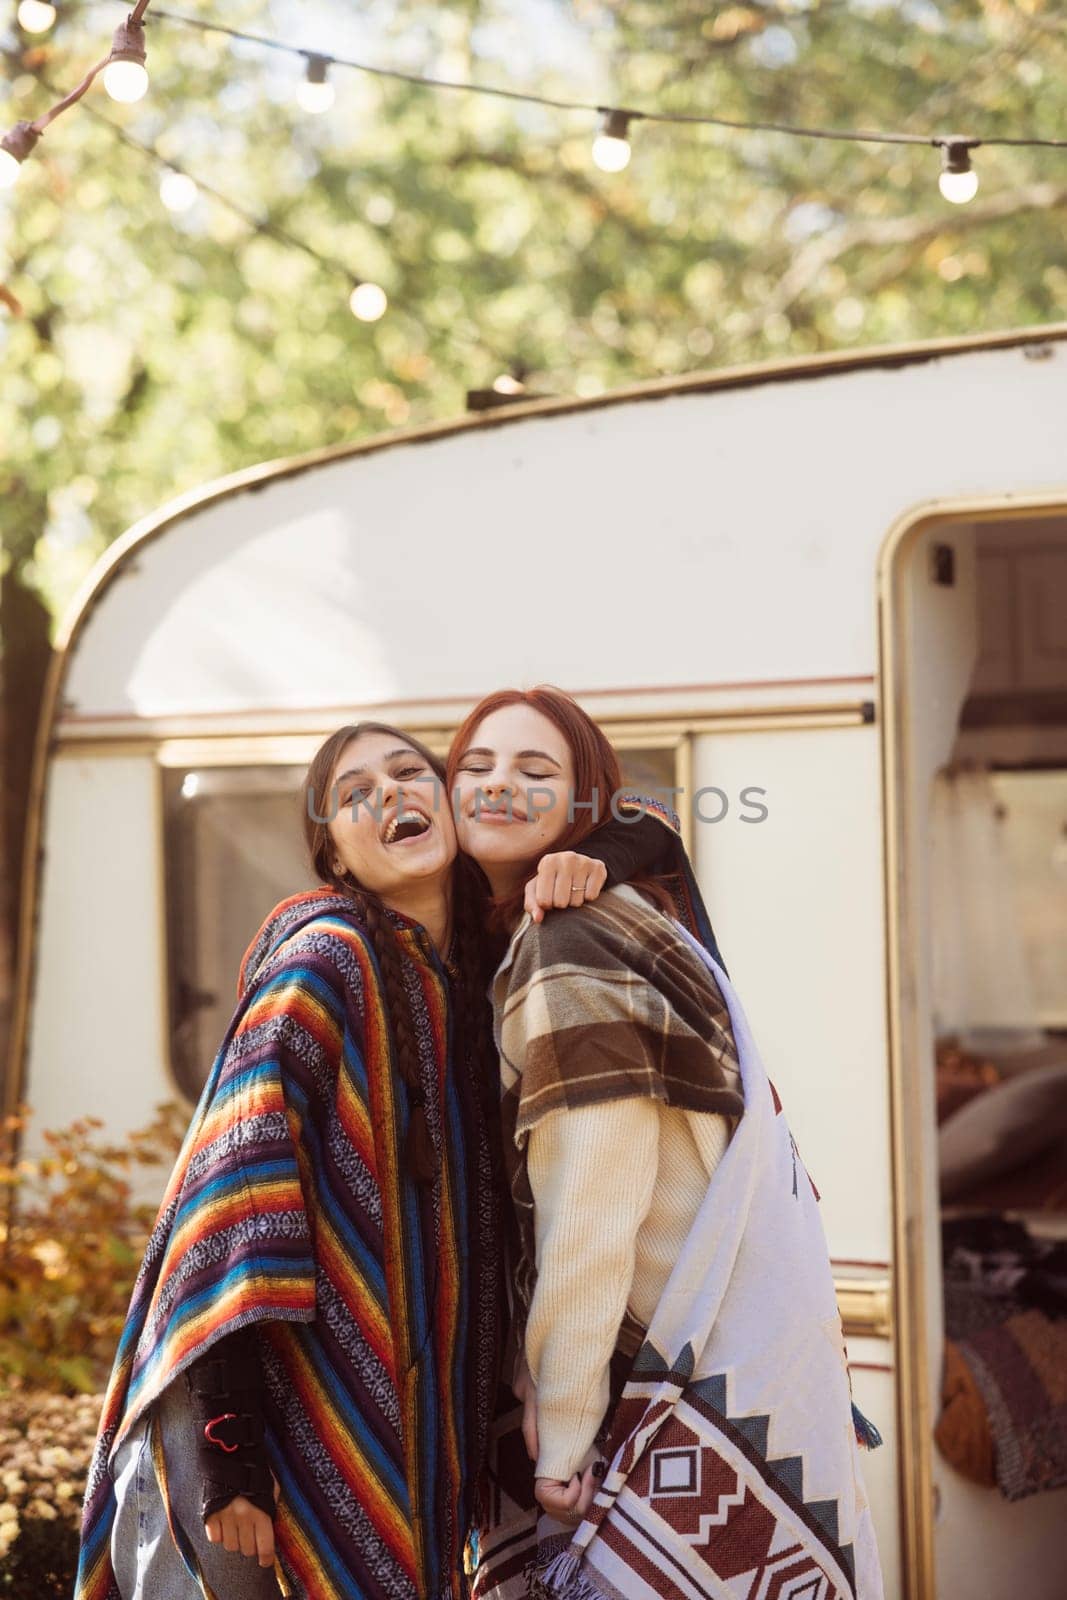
[592,110,633,174]
[938,140,980,204]
[297,54,335,115]
[159,168,197,211]
[0,122,40,189]
[4,0,1066,212]
[349,282,388,322]
[16,1,57,34]
[2,0,1065,336]
[103,16,149,104]
[136,9,1067,160]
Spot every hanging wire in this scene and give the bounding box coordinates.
[7,0,1067,162]
[107,5,1067,153]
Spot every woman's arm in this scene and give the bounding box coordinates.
[524,1097,659,1482]
[185,1326,278,1564]
[573,809,672,886]
[498,902,740,1479]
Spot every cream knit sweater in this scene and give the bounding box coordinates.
[525,1097,734,1482]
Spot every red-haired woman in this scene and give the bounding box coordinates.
[77,721,694,1600]
[449,688,884,1600]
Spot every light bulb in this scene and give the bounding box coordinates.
[939,167,978,204]
[104,17,148,104]
[297,56,335,115]
[104,59,149,103]
[298,80,335,115]
[0,122,39,187]
[592,134,631,173]
[160,171,198,212]
[938,142,979,205]
[349,282,387,321]
[17,1,56,33]
[0,148,22,189]
[592,110,632,173]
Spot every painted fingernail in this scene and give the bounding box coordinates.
[592,1461,606,1478]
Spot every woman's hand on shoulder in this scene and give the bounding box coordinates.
[523,852,608,924]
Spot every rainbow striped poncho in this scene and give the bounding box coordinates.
[75,889,502,1600]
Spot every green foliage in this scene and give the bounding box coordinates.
[1,0,1065,619]
[0,1106,185,1393]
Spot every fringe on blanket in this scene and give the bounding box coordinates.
[528,1549,613,1600]
[853,1401,884,1450]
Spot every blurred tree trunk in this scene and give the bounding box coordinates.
[0,527,53,1108]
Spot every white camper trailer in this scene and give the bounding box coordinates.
[8,325,1067,1598]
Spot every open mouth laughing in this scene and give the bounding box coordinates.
[381,808,433,846]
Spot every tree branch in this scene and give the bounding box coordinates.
[725,180,1067,346]
[443,147,663,252]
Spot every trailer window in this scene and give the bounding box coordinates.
[163,764,310,1100]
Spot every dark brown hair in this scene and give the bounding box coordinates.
[303,722,496,1182]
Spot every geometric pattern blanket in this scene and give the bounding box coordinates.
[474,916,884,1600]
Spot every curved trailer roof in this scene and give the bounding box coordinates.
[51,320,1067,732]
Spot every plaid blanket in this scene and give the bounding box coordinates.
[476,888,883,1600]
[496,885,744,1323]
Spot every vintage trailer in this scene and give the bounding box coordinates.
[7,325,1067,1597]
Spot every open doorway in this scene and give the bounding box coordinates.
[883,507,1067,1599]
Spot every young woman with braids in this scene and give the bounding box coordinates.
[76,720,684,1600]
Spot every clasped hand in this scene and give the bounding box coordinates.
[513,1353,604,1527]
[205,1474,280,1568]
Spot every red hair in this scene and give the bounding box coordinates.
[447,685,668,927]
